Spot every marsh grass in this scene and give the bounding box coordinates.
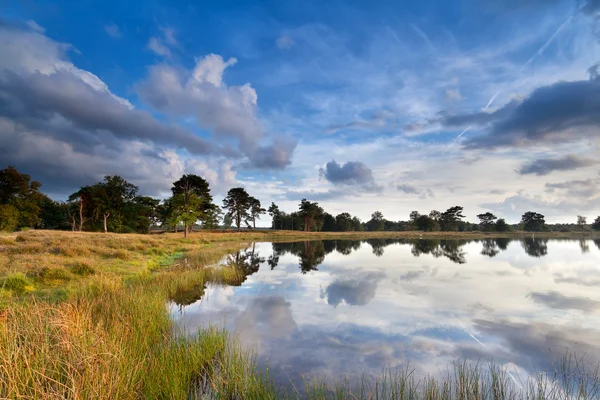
[1,230,600,399]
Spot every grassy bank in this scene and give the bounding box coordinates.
[1,230,599,399]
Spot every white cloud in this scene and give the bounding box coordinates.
[276,35,295,49]
[147,37,171,57]
[104,23,122,38]
[26,20,45,33]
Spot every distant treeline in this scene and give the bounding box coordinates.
[1,165,599,235]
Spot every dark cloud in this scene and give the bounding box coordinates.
[396,184,419,194]
[439,79,600,149]
[518,155,596,176]
[545,178,600,198]
[245,137,297,169]
[528,290,600,313]
[0,69,217,155]
[321,273,384,307]
[320,160,382,192]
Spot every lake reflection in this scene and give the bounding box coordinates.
[171,238,600,388]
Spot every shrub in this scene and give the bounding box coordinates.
[39,267,72,281]
[0,204,19,232]
[69,262,96,276]
[2,273,34,294]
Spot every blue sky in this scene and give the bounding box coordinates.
[1,0,600,223]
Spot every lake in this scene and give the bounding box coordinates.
[170,238,600,390]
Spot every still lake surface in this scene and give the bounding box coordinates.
[170,238,600,388]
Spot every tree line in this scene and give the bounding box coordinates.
[1,165,599,235]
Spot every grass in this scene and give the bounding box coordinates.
[1,229,599,399]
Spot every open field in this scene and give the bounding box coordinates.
[1,229,599,399]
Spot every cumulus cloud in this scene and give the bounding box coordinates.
[276,35,295,50]
[136,54,294,169]
[518,155,597,176]
[321,273,384,307]
[440,78,600,149]
[320,160,382,192]
[0,23,249,196]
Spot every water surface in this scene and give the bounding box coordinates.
[171,238,600,388]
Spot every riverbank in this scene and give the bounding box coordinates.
[1,230,599,398]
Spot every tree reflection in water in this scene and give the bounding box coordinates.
[521,238,548,257]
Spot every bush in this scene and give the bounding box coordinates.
[39,267,72,281]
[0,204,19,232]
[2,273,34,294]
[68,262,96,276]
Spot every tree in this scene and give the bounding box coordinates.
[335,212,354,232]
[133,196,161,233]
[352,216,363,232]
[222,213,233,229]
[429,210,441,221]
[415,215,435,231]
[38,196,71,230]
[477,212,498,232]
[267,202,282,229]
[521,211,545,232]
[0,204,19,231]
[322,212,336,232]
[577,215,587,232]
[593,216,600,231]
[0,166,44,229]
[409,211,421,228]
[440,206,465,231]
[367,211,385,231]
[68,187,92,232]
[247,197,266,229]
[170,193,203,238]
[495,218,509,232]
[223,188,251,232]
[298,199,324,232]
[172,174,215,234]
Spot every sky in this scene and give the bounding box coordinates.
[1,0,600,224]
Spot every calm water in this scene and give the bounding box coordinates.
[170,238,600,388]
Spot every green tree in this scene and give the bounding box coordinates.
[267,202,282,229]
[592,216,600,231]
[38,196,71,230]
[367,211,385,231]
[409,211,421,228]
[440,206,465,231]
[0,204,19,231]
[171,174,215,234]
[222,213,233,229]
[298,199,324,232]
[521,211,545,232]
[335,212,354,232]
[170,193,203,238]
[247,197,266,229]
[223,188,251,232]
[495,218,509,232]
[322,212,336,231]
[132,196,160,233]
[415,215,435,231]
[352,216,363,231]
[477,212,498,232]
[0,166,45,229]
[577,215,587,232]
[68,186,92,232]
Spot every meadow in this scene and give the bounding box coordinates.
[1,230,599,399]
